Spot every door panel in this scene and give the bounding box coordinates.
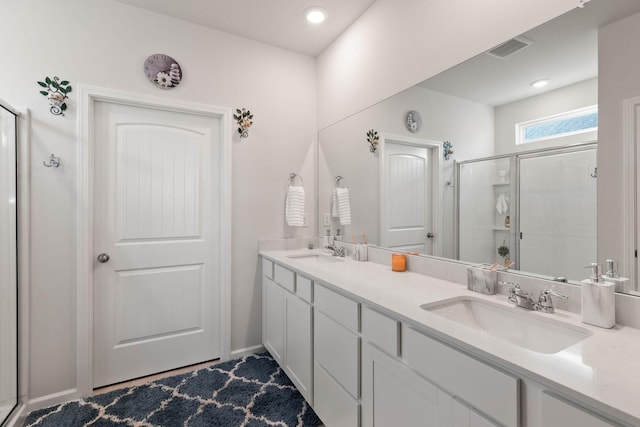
[115,265,203,344]
[117,126,202,240]
[93,101,221,387]
[382,142,433,254]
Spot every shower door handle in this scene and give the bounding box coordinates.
[97,253,110,263]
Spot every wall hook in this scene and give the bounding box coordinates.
[590,167,597,178]
[43,153,60,168]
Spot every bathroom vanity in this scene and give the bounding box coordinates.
[260,247,640,427]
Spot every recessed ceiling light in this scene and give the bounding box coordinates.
[531,78,550,88]
[305,7,327,24]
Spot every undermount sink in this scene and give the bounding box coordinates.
[421,297,592,354]
[286,252,345,264]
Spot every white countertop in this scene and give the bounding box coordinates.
[261,249,640,426]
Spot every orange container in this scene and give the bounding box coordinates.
[392,253,406,272]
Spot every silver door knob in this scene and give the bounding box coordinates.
[427,232,435,239]
[97,253,110,263]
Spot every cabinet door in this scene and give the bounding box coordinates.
[315,310,360,398]
[284,292,313,404]
[438,391,498,427]
[362,343,438,427]
[263,277,284,365]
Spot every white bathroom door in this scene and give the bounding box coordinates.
[92,101,221,387]
[381,142,433,254]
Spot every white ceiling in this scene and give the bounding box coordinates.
[111,0,376,57]
[419,0,640,107]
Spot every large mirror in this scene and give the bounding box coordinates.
[318,0,640,291]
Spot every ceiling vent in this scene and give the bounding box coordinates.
[486,36,533,59]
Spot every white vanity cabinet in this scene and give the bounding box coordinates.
[261,258,313,404]
[361,306,502,427]
[260,254,635,427]
[313,283,361,427]
[402,325,518,427]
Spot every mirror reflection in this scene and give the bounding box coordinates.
[318,0,640,289]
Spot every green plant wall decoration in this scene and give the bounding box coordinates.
[37,76,72,116]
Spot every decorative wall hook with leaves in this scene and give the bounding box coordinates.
[366,129,379,153]
[233,108,253,138]
[443,141,454,160]
[37,76,72,116]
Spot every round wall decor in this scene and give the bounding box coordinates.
[144,53,182,89]
[406,110,422,133]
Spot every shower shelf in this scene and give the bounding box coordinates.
[492,226,509,231]
[492,182,509,186]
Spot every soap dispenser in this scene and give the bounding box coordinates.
[581,263,615,329]
[321,229,331,248]
[602,259,630,293]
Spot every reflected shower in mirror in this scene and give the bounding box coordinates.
[457,144,597,282]
[318,0,640,289]
[0,101,18,424]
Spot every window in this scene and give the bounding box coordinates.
[516,105,598,145]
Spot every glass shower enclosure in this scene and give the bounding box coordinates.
[456,143,597,282]
[0,101,18,425]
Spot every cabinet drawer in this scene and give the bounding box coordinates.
[314,361,360,427]
[315,310,360,398]
[315,284,359,332]
[296,274,313,303]
[403,326,519,427]
[362,306,399,357]
[541,392,616,427]
[262,257,274,279]
[274,264,295,293]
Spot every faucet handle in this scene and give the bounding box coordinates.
[540,287,568,300]
[499,281,519,303]
[536,287,568,313]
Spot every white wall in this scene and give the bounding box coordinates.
[317,0,578,129]
[494,78,598,154]
[0,0,316,403]
[318,85,494,259]
[598,11,640,277]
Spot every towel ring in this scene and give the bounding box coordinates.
[335,175,348,188]
[289,172,303,187]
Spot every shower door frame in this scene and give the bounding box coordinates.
[454,153,518,268]
[0,101,30,427]
[455,141,597,275]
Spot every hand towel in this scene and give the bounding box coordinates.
[331,189,339,218]
[336,187,351,225]
[286,186,305,227]
[496,193,509,214]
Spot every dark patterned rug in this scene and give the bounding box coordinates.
[23,353,322,426]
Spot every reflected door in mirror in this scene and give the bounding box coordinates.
[382,142,433,254]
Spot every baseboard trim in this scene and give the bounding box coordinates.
[3,403,26,427]
[24,388,81,414]
[230,344,266,360]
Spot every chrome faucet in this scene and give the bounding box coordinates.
[501,282,568,313]
[504,282,537,310]
[326,245,346,257]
